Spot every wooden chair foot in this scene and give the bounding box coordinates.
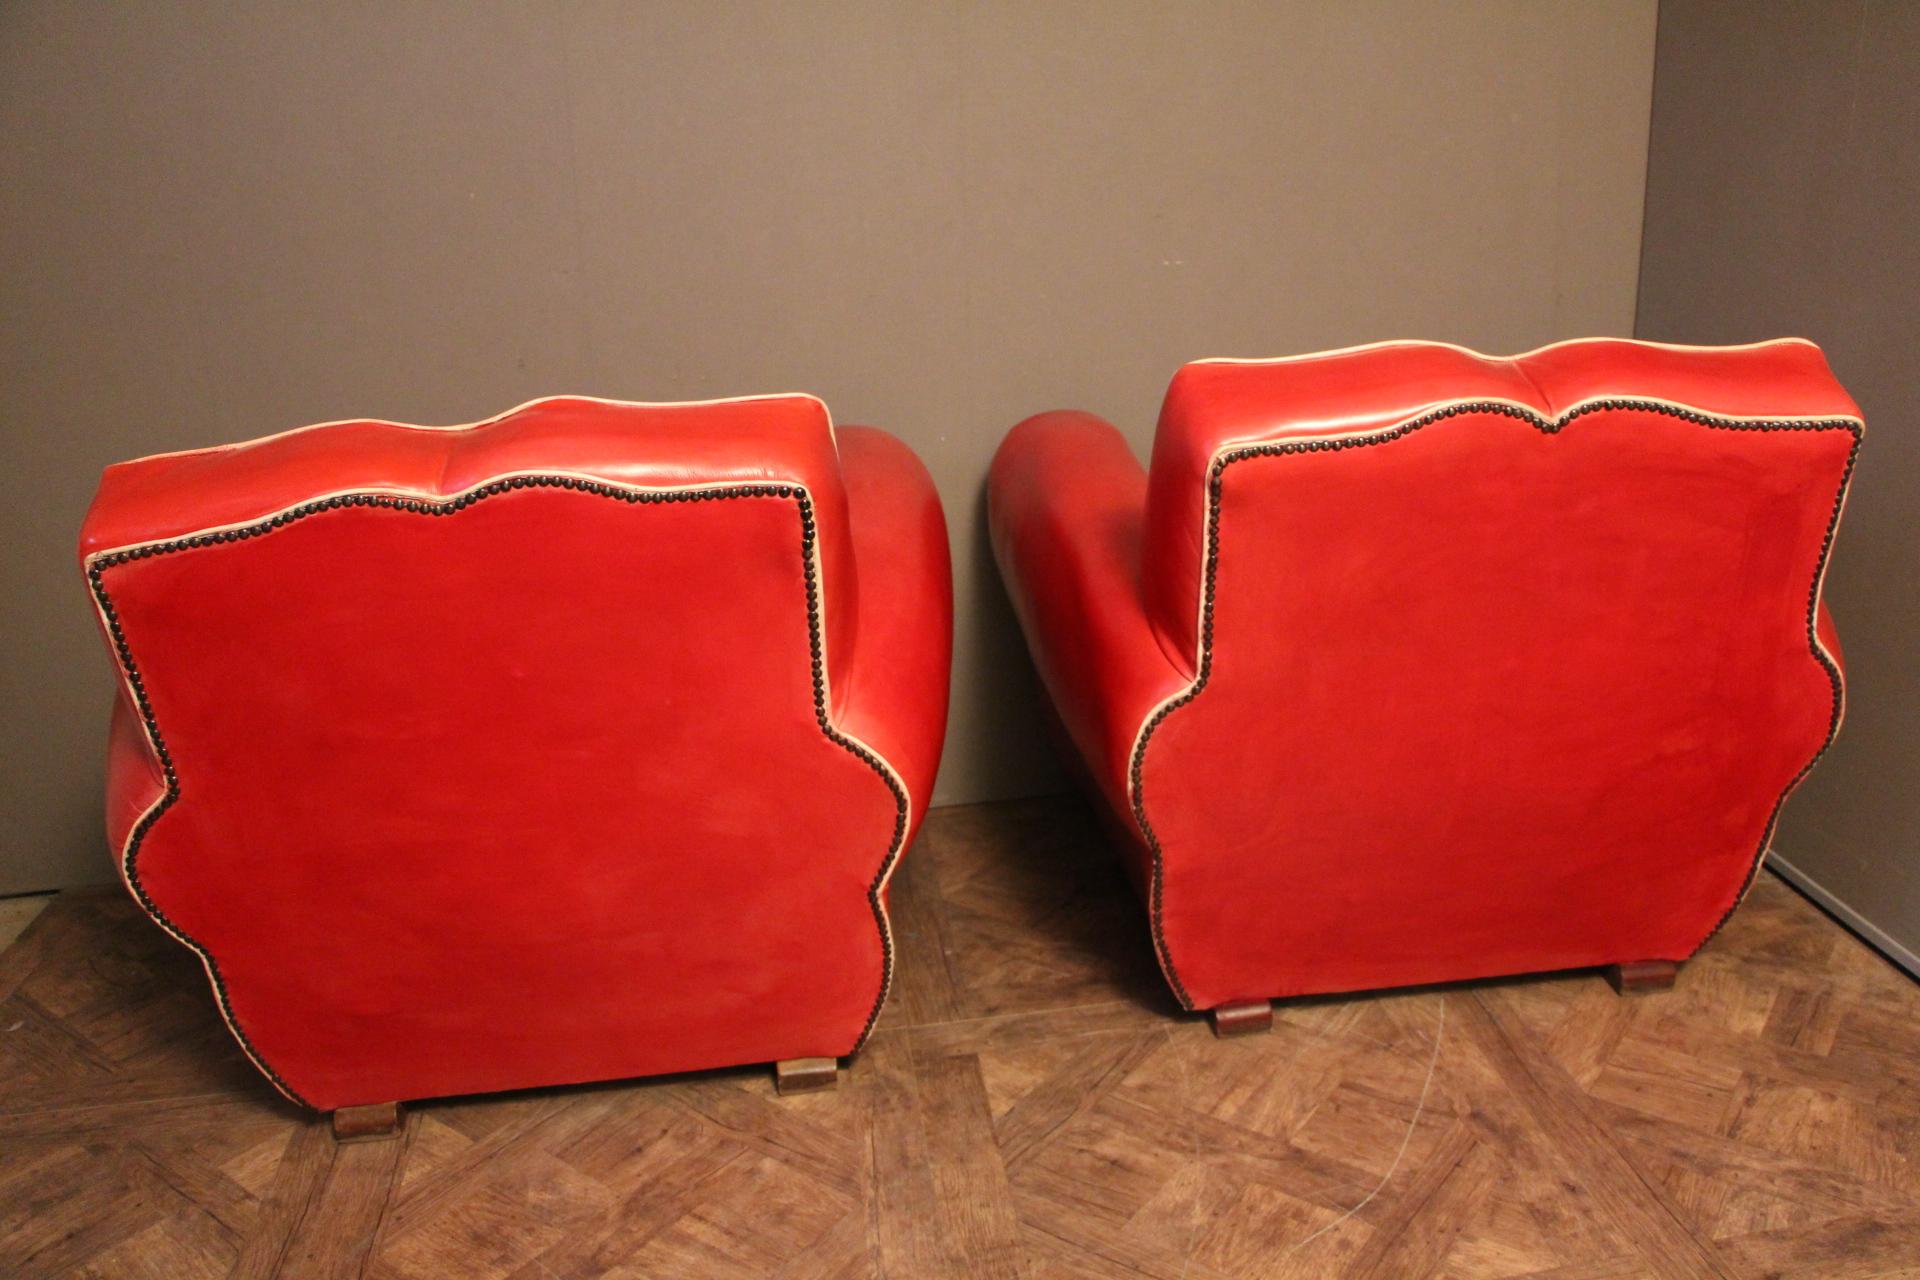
[1604,960,1678,994]
[330,1101,404,1141]
[774,1057,838,1095]
[1210,999,1273,1038]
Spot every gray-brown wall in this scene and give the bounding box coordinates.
[1638,0,1920,970]
[0,2,1657,892]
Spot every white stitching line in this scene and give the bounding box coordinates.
[112,391,838,466]
[83,473,799,564]
[1189,334,1824,366]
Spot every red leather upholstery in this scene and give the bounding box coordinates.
[991,340,1860,1011]
[81,395,951,1111]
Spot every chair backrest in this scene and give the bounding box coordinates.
[79,394,903,1108]
[1133,340,1861,994]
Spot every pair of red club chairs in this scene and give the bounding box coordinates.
[79,338,1861,1137]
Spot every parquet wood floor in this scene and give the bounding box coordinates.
[3,797,1917,1278]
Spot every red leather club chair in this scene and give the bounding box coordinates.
[80,394,951,1135]
[990,339,1860,1035]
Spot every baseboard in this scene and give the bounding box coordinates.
[1767,850,1920,980]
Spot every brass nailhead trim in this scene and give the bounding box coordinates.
[1127,400,1862,1009]
[88,477,909,1105]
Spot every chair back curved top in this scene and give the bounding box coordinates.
[80,394,916,1111]
[1130,339,1860,1005]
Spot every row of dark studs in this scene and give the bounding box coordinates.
[1697,430,1860,951]
[1125,468,1224,1009]
[93,479,907,1067]
[87,479,812,569]
[87,477,905,1082]
[1798,435,1860,706]
[789,492,913,1048]
[85,570,307,1102]
[1209,403,1858,474]
[1131,402,1860,1005]
[87,581,175,792]
[795,492,906,847]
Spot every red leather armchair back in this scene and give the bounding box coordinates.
[80,395,944,1111]
[1131,340,1860,1006]
[993,340,1861,1011]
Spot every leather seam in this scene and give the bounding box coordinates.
[1127,398,1861,1010]
[110,391,836,468]
[85,476,907,1107]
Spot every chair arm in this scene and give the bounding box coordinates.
[834,427,952,834]
[988,411,1189,816]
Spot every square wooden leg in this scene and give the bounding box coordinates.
[331,1101,404,1141]
[1604,960,1678,994]
[774,1057,838,1095]
[1209,999,1273,1038]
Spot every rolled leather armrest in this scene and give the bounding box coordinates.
[835,426,953,837]
[987,411,1188,817]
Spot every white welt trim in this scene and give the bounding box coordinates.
[117,391,837,466]
[86,470,912,1098]
[85,595,301,1102]
[838,720,913,986]
[1206,393,1864,449]
[1189,335,1822,367]
[82,472,805,565]
[1815,466,1857,734]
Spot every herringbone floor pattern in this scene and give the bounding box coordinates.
[2,798,1917,1278]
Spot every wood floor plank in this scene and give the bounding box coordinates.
[907,999,1173,1062]
[503,1120,745,1280]
[1097,1090,1417,1221]
[225,1120,339,1279]
[1598,1097,1914,1217]
[276,1123,411,1280]
[1016,1190,1236,1280]
[1716,1209,1920,1279]
[378,1095,579,1239]
[860,1030,944,1280]
[918,1054,1031,1279]
[1344,1122,1496,1279]
[673,1076,866,1200]
[993,1029,1162,1169]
